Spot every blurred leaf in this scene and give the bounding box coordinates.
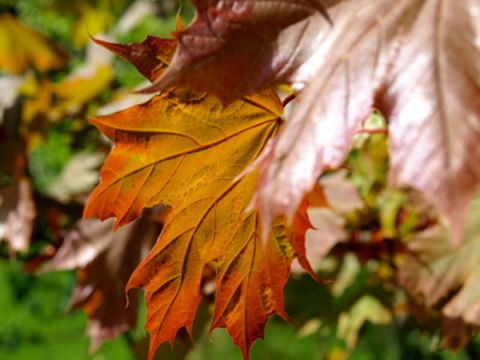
[0,177,36,254]
[347,114,389,202]
[45,212,160,351]
[21,38,113,123]
[20,76,53,124]
[46,152,104,203]
[0,13,67,74]
[72,1,111,47]
[331,254,362,298]
[337,295,391,352]
[321,170,363,214]
[398,197,480,349]
[52,62,113,119]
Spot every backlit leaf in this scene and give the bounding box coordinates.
[84,35,300,358]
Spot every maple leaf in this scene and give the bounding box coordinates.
[148,0,480,247]
[144,0,331,104]
[84,35,301,359]
[45,213,160,351]
[398,197,480,349]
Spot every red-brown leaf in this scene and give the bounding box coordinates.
[143,0,332,104]
[92,36,175,82]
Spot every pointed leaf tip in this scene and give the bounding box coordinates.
[91,35,176,82]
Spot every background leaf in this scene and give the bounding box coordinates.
[398,197,480,349]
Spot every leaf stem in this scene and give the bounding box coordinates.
[356,128,389,135]
[282,93,296,107]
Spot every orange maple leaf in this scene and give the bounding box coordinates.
[83,36,314,359]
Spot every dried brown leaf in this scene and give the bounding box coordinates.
[46,213,160,351]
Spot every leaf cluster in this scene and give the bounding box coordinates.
[3,1,480,360]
